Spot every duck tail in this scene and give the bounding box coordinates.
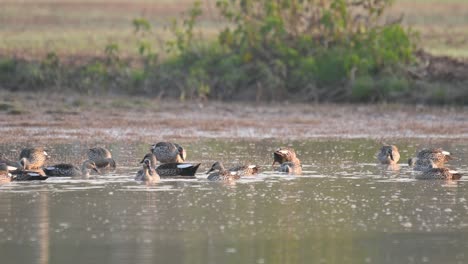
[449,170,462,180]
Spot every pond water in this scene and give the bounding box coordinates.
[0,139,467,264]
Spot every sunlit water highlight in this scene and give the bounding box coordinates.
[0,139,467,264]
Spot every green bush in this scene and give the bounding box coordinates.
[352,76,375,101]
[143,0,416,101]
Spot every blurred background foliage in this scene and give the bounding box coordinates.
[0,0,467,104]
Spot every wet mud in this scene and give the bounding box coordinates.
[0,91,467,143]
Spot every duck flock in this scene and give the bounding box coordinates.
[0,142,463,183]
[377,145,462,180]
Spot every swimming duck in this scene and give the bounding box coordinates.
[410,148,451,166]
[135,158,160,183]
[87,147,116,169]
[43,160,100,178]
[138,153,199,177]
[417,148,451,161]
[377,145,400,165]
[408,148,452,171]
[272,147,302,174]
[206,161,259,181]
[19,147,49,170]
[151,142,186,163]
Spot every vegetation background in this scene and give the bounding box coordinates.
[0,0,467,104]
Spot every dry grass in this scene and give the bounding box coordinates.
[391,0,468,58]
[0,0,467,59]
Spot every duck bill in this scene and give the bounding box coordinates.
[93,167,101,174]
[389,152,394,161]
[206,168,215,174]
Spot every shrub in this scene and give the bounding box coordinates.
[147,0,416,101]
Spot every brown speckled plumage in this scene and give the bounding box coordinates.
[415,148,451,166]
[207,161,259,181]
[135,159,160,183]
[19,147,49,170]
[272,147,302,174]
[87,147,116,169]
[151,142,186,163]
[408,148,452,171]
[377,145,400,165]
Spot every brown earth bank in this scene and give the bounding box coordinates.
[0,91,468,144]
[411,51,468,82]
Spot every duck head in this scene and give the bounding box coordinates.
[272,148,294,166]
[206,161,224,174]
[150,144,157,153]
[386,147,394,161]
[178,147,186,162]
[82,160,100,176]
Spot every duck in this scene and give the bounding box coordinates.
[151,142,186,163]
[19,147,49,170]
[409,148,451,167]
[136,155,158,180]
[87,147,116,169]
[43,160,100,178]
[416,167,462,180]
[135,158,160,183]
[139,153,200,178]
[206,161,259,181]
[377,145,400,165]
[272,147,302,174]
[417,148,451,161]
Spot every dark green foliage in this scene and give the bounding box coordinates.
[352,76,375,101]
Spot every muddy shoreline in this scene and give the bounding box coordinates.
[1,91,468,143]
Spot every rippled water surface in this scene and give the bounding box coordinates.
[1,139,468,264]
